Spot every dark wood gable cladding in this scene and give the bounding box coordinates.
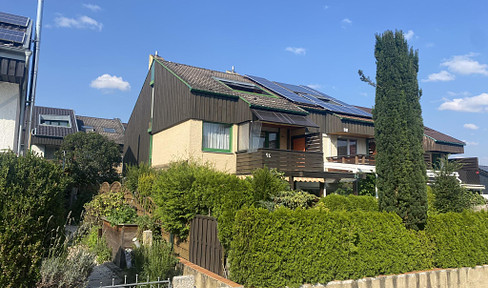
[0,57,26,84]
[307,110,374,137]
[151,60,252,133]
[123,72,152,165]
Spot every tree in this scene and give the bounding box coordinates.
[432,157,469,213]
[56,132,121,185]
[0,152,68,287]
[373,30,427,230]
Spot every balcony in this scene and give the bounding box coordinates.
[326,154,375,165]
[325,154,376,173]
[236,148,324,175]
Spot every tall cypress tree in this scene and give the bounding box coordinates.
[373,30,427,230]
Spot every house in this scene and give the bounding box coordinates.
[480,166,488,196]
[123,56,478,196]
[29,105,125,159]
[0,11,32,153]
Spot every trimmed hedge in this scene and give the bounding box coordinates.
[426,211,488,268]
[230,207,431,288]
[319,194,378,212]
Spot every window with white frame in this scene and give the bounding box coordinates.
[39,114,71,128]
[202,122,232,152]
[337,138,357,156]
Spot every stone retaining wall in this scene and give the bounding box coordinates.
[178,257,243,288]
[300,265,488,288]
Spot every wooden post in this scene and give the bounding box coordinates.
[143,230,153,247]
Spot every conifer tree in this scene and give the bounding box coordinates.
[373,30,427,230]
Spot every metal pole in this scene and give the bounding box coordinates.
[26,0,44,151]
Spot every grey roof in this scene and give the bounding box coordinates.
[155,57,307,114]
[32,106,78,138]
[0,11,32,50]
[76,115,125,145]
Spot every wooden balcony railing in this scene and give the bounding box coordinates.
[236,148,324,175]
[326,154,375,165]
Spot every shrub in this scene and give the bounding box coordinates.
[0,152,68,287]
[37,247,95,288]
[229,207,430,288]
[259,190,318,211]
[432,157,470,213]
[133,240,179,281]
[319,194,378,212]
[105,204,138,225]
[124,163,155,193]
[426,211,488,268]
[83,191,125,225]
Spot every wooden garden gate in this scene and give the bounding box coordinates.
[189,215,223,276]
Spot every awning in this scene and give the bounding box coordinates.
[251,109,319,128]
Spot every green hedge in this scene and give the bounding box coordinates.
[426,211,488,268]
[319,194,378,212]
[230,207,431,288]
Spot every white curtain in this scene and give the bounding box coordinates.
[203,122,230,150]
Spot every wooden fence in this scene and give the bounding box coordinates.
[189,215,224,276]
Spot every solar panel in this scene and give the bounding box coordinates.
[246,75,316,105]
[299,85,350,106]
[302,93,372,117]
[0,28,25,44]
[275,82,313,95]
[0,12,29,27]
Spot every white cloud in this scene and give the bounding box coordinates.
[464,123,479,130]
[83,3,101,12]
[422,70,455,82]
[90,74,131,91]
[439,92,488,112]
[54,15,103,31]
[323,5,329,10]
[447,91,471,97]
[463,140,479,146]
[403,30,414,41]
[306,84,322,90]
[341,18,352,29]
[285,47,306,55]
[441,53,488,76]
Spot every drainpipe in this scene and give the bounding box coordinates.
[26,0,44,151]
[16,49,32,155]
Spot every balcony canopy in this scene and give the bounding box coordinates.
[251,109,319,128]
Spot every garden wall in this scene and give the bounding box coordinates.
[102,219,138,267]
[307,266,488,288]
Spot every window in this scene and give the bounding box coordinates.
[39,115,71,128]
[337,138,357,156]
[82,125,95,132]
[103,127,116,133]
[215,77,271,96]
[259,130,279,149]
[202,122,232,152]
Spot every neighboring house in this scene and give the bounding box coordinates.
[480,166,488,195]
[0,11,32,153]
[451,157,485,192]
[123,56,478,196]
[30,106,125,159]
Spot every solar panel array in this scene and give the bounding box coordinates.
[0,12,29,27]
[246,75,372,118]
[246,75,316,105]
[0,28,25,44]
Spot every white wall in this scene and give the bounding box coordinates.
[0,82,20,152]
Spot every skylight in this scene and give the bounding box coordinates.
[215,77,271,95]
[39,114,71,128]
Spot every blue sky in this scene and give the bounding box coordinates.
[4,1,488,165]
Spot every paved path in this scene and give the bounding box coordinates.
[87,262,124,288]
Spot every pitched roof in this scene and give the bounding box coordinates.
[354,106,465,146]
[423,126,465,146]
[76,115,125,145]
[32,106,78,138]
[0,11,32,50]
[154,57,307,115]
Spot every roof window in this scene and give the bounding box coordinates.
[215,77,271,96]
[103,127,116,133]
[39,114,71,128]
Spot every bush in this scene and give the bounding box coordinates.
[83,191,126,225]
[426,211,488,268]
[133,240,179,281]
[124,163,155,194]
[105,204,138,225]
[259,190,318,211]
[37,247,95,288]
[229,207,431,288]
[0,152,68,287]
[319,194,378,212]
[432,158,470,213]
